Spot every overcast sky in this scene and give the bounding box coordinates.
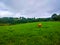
[0,0,60,18]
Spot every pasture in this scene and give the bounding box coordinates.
[0,22,60,45]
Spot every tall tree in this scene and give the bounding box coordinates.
[51,13,58,21]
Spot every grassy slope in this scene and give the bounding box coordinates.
[0,22,60,45]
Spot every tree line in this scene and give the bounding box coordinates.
[0,13,60,25]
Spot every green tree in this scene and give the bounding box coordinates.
[51,13,58,21]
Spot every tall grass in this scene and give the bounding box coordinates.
[0,22,60,45]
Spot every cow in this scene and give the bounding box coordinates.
[38,23,42,27]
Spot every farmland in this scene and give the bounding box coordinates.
[0,22,60,45]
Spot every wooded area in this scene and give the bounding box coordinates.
[0,13,60,25]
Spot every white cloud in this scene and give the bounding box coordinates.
[9,0,55,18]
[0,0,60,18]
[14,12,27,18]
[0,10,27,18]
[0,1,27,18]
[0,10,14,17]
[0,2,8,10]
[0,2,14,17]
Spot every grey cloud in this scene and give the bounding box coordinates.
[0,0,60,18]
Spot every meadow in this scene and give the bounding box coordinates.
[0,22,60,45]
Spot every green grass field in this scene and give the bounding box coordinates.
[0,22,60,45]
